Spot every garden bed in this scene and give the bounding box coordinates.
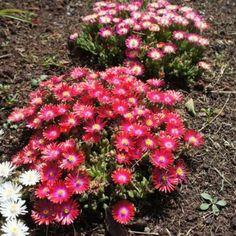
[0,0,235,235]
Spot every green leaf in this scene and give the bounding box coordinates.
[39,75,48,81]
[200,203,210,210]
[216,200,227,207]
[128,190,134,198]
[185,98,196,116]
[212,204,220,215]
[201,193,212,201]
[31,79,38,87]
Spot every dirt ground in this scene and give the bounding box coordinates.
[0,0,235,235]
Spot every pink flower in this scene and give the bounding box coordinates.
[172,160,188,183]
[32,199,56,225]
[115,133,134,152]
[124,60,144,76]
[70,67,88,80]
[53,83,76,101]
[152,168,178,193]
[147,48,164,60]
[35,184,50,199]
[158,134,177,152]
[166,124,185,139]
[162,43,177,54]
[8,109,25,122]
[49,181,72,204]
[150,150,174,169]
[39,105,59,121]
[184,130,204,147]
[41,162,61,183]
[112,168,132,185]
[186,33,200,44]
[173,31,186,40]
[146,90,163,103]
[112,100,128,115]
[69,33,78,40]
[65,171,90,194]
[99,15,113,24]
[115,152,131,165]
[56,104,70,115]
[139,135,158,151]
[59,113,80,132]
[58,139,76,152]
[194,21,209,31]
[198,61,211,71]
[125,49,140,59]
[60,151,85,170]
[125,35,142,49]
[55,200,79,225]
[147,79,165,88]
[41,143,61,161]
[73,103,95,119]
[116,25,130,35]
[99,27,113,38]
[43,125,61,141]
[84,118,106,133]
[112,200,135,224]
[26,115,42,129]
[29,90,44,106]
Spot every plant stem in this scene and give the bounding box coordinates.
[72,223,77,236]
[46,225,49,236]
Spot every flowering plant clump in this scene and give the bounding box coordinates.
[70,0,210,83]
[0,161,30,235]
[7,66,204,227]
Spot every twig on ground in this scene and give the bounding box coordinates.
[129,230,159,235]
[210,90,236,94]
[165,228,172,236]
[0,54,12,59]
[198,94,231,132]
[213,167,232,187]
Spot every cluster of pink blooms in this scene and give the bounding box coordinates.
[8,66,204,225]
[81,0,210,75]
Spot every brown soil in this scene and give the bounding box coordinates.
[0,0,235,236]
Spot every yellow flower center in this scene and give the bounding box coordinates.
[176,168,183,176]
[64,208,69,214]
[57,190,64,196]
[189,136,197,144]
[121,138,129,145]
[92,124,101,131]
[146,119,153,126]
[120,208,128,216]
[159,156,165,162]
[68,155,75,162]
[63,91,70,97]
[43,209,49,215]
[145,138,153,146]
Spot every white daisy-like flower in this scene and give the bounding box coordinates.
[0,161,15,178]
[0,182,22,203]
[19,170,40,186]
[0,199,27,219]
[1,219,29,236]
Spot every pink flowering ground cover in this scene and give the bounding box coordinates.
[8,66,203,226]
[70,0,211,84]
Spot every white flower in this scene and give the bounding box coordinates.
[0,182,22,203]
[19,170,40,186]
[0,199,27,219]
[0,161,15,178]
[1,219,29,236]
